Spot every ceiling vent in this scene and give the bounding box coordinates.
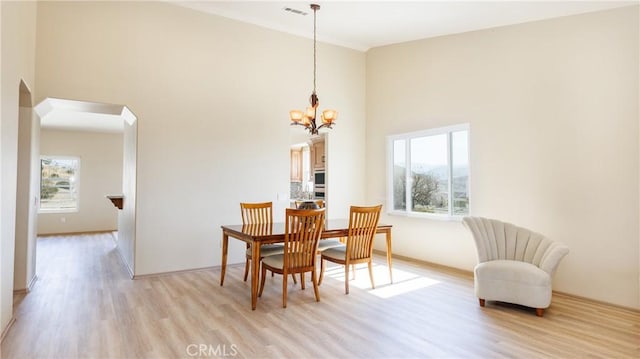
[283,7,308,16]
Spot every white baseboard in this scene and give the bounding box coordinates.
[0,316,16,343]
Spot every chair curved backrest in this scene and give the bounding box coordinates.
[284,208,325,271]
[346,205,382,261]
[463,216,569,276]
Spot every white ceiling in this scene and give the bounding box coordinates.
[171,1,637,51]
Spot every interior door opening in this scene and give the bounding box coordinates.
[33,98,138,278]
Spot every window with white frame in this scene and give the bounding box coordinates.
[387,124,469,217]
[40,156,80,212]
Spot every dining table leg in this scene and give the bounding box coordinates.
[251,242,261,310]
[220,231,229,286]
[385,229,393,283]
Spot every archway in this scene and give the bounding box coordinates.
[34,98,138,277]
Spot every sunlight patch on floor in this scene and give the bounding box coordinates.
[369,276,440,299]
[321,263,440,298]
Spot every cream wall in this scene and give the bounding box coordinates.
[322,45,367,219]
[13,101,39,293]
[366,6,639,308]
[0,0,37,337]
[37,129,123,235]
[35,1,365,275]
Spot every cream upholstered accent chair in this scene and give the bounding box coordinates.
[463,217,569,317]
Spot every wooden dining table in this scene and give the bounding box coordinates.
[220,219,393,310]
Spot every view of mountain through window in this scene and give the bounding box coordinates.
[389,125,469,216]
[40,156,80,212]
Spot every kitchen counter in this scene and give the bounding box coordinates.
[290,199,325,209]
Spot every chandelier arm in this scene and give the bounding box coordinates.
[291,122,318,133]
[317,123,334,131]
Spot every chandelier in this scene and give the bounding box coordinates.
[289,4,337,135]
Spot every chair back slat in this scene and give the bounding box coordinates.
[346,205,382,261]
[284,208,325,270]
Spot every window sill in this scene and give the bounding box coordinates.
[39,209,78,214]
[387,210,465,222]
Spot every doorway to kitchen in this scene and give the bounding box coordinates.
[290,133,327,211]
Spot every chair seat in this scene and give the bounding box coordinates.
[317,239,343,251]
[262,253,315,270]
[321,245,346,261]
[246,244,284,258]
[474,260,552,309]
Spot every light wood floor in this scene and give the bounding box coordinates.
[2,233,638,358]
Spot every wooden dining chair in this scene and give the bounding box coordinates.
[319,205,382,294]
[293,199,335,287]
[240,202,284,282]
[259,208,325,308]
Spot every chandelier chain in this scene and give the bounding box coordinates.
[313,5,317,94]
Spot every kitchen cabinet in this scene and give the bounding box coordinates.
[311,140,325,169]
[290,148,303,182]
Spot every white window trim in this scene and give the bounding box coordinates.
[386,123,470,220]
[39,155,81,214]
